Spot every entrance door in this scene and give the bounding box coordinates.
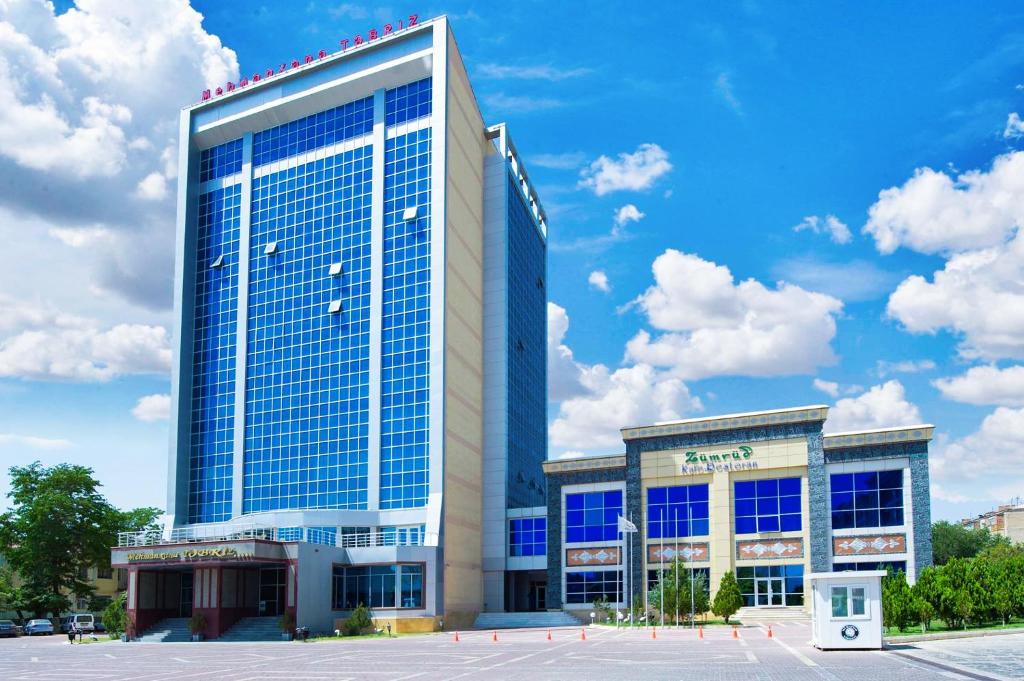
[259,567,286,616]
[179,572,194,617]
[754,577,784,606]
[534,584,546,611]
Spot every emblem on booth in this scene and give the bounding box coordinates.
[840,624,860,641]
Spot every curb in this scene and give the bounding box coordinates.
[886,628,1024,644]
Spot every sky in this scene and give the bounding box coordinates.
[0,0,1023,524]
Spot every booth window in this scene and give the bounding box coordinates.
[830,585,867,618]
[830,470,903,529]
[565,570,622,604]
[646,484,710,538]
[565,490,623,542]
[734,478,801,534]
[509,517,547,556]
[332,564,423,609]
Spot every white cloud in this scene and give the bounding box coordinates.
[1004,112,1024,139]
[886,231,1024,360]
[132,393,171,421]
[588,270,610,293]
[136,171,168,200]
[477,63,591,81]
[864,151,1024,255]
[813,378,839,398]
[714,72,742,115]
[771,257,901,303]
[483,93,564,112]
[529,152,586,170]
[614,204,645,227]
[825,381,923,434]
[930,407,1024,505]
[578,143,672,196]
[0,433,72,450]
[547,302,587,402]
[550,363,702,450]
[624,250,843,380]
[933,365,1024,406]
[876,359,937,377]
[793,214,852,244]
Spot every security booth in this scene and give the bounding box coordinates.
[809,570,885,650]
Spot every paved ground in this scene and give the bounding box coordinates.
[0,623,1021,680]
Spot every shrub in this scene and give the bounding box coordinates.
[342,604,374,636]
[712,571,743,624]
[188,612,206,635]
[278,610,295,633]
[101,593,127,637]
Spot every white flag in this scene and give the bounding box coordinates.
[618,515,638,533]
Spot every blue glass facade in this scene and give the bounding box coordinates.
[252,96,373,167]
[243,145,373,513]
[565,490,623,543]
[830,470,904,529]
[734,477,802,534]
[199,139,242,183]
[188,180,241,523]
[646,484,710,538]
[505,177,547,509]
[509,517,546,557]
[379,83,432,509]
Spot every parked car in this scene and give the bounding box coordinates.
[23,619,54,636]
[59,614,95,633]
[0,620,19,638]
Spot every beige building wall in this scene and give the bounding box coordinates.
[439,26,490,627]
[640,438,810,599]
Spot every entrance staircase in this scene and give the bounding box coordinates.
[137,618,191,642]
[472,611,582,630]
[217,616,284,642]
[736,606,809,624]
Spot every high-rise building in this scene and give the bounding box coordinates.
[112,15,548,637]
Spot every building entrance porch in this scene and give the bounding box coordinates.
[504,570,547,612]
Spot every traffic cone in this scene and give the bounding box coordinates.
[732,625,738,639]
[698,626,704,640]
[547,629,552,641]
[767,625,773,639]
[580,628,586,641]
[651,627,657,640]
[492,630,498,642]
[454,631,459,642]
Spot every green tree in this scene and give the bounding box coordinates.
[101,593,127,637]
[712,571,743,624]
[0,462,162,617]
[648,560,709,624]
[934,558,974,629]
[882,569,915,632]
[931,521,1008,565]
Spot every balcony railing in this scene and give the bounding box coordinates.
[117,524,437,549]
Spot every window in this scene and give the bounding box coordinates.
[565,570,622,604]
[565,490,623,543]
[332,564,423,609]
[734,478,801,534]
[647,567,710,595]
[830,585,868,619]
[646,484,710,539]
[509,517,546,557]
[97,566,113,580]
[830,470,903,529]
[832,561,907,574]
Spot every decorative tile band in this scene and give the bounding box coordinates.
[736,538,804,560]
[543,456,626,475]
[647,542,709,564]
[833,534,906,556]
[622,407,828,441]
[823,427,934,450]
[566,546,621,567]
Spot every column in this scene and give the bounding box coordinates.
[366,88,385,510]
[231,133,254,519]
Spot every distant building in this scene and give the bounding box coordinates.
[960,504,1024,544]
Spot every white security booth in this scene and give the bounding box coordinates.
[809,571,885,650]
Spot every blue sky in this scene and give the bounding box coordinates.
[1,0,1023,523]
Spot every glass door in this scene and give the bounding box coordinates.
[769,578,783,605]
[535,584,546,611]
[179,572,194,617]
[754,577,784,606]
[259,567,286,616]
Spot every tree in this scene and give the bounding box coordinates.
[0,461,162,617]
[934,558,974,629]
[931,521,1008,565]
[712,571,743,624]
[101,593,127,637]
[882,569,915,631]
[648,560,709,624]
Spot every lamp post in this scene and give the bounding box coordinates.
[689,502,695,629]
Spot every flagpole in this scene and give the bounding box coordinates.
[674,506,680,627]
[689,501,695,629]
[660,508,665,628]
[616,522,621,629]
[643,505,649,628]
[626,512,632,628]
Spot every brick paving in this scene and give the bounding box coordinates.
[0,623,1017,680]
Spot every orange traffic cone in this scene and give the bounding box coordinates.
[492,630,498,642]
[732,625,739,639]
[651,627,657,640]
[698,626,704,640]
[547,629,552,641]
[767,625,773,639]
[580,628,586,641]
[454,631,459,642]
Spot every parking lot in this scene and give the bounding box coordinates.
[0,623,1021,680]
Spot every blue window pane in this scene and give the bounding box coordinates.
[758,515,780,532]
[735,481,756,499]
[605,490,622,507]
[585,526,602,542]
[567,527,585,543]
[779,496,801,514]
[691,518,709,536]
[252,97,373,167]
[756,479,778,497]
[566,494,584,510]
[667,486,687,503]
[856,509,880,527]
[757,497,779,515]
[648,487,666,504]
[832,511,854,529]
[880,508,903,526]
[856,490,879,509]
[878,470,902,489]
[854,472,878,491]
[648,522,662,539]
[831,492,854,511]
[778,478,801,495]
[735,499,756,516]
[830,473,854,493]
[566,510,583,527]
[736,516,757,534]
[689,485,709,502]
[879,489,902,508]
[780,514,801,531]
